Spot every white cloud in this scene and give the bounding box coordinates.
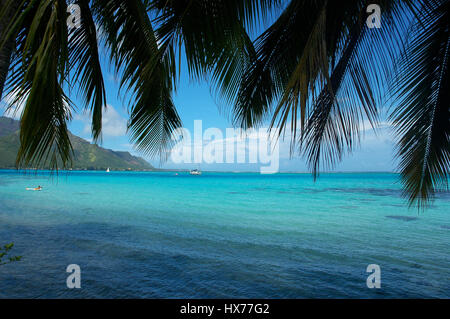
[75,104,127,138]
[2,91,127,138]
[1,91,26,120]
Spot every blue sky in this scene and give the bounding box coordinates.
[1,5,398,173]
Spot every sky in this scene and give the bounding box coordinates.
[0,4,399,173]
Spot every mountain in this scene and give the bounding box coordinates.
[0,117,153,171]
[0,117,19,137]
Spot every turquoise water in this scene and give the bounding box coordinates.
[0,170,449,298]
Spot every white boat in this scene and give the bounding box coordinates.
[106,168,110,173]
[190,169,202,175]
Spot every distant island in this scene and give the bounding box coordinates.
[0,116,154,171]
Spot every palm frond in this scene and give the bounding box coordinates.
[233,0,324,129]
[68,0,106,142]
[6,0,74,170]
[150,0,281,101]
[238,0,417,177]
[302,6,376,175]
[94,0,181,160]
[390,0,450,208]
[0,0,25,99]
[270,3,330,144]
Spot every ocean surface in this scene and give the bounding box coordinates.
[0,170,449,298]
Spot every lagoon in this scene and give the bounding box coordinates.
[0,170,449,298]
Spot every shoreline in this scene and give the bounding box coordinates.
[0,168,398,174]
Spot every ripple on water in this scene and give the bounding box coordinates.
[359,198,377,202]
[303,187,403,198]
[382,204,406,208]
[249,187,269,191]
[385,215,418,222]
[435,191,450,200]
[336,206,359,210]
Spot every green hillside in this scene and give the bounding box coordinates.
[0,117,153,171]
[0,117,20,137]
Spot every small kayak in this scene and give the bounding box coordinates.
[26,187,42,191]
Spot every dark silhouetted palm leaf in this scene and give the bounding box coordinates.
[69,0,106,142]
[2,0,73,170]
[391,0,449,207]
[228,0,448,206]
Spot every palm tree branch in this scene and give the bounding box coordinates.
[390,0,450,207]
[68,0,106,142]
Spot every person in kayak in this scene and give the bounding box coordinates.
[26,186,42,191]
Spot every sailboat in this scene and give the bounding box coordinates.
[106,167,110,173]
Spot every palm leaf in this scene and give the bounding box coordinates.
[68,0,106,142]
[94,0,181,159]
[233,0,321,129]
[8,0,73,170]
[390,0,450,208]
